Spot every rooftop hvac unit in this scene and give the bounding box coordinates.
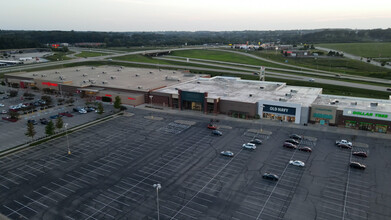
[91,67,95,69]
[285,93,292,97]
[117,69,121,72]
[197,81,200,84]
[165,76,179,81]
[83,73,88,77]
[351,102,357,105]
[249,94,253,97]
[102,71,107,74]
[59,76,66,80]
[279,98,287,102]
[55,71,60,74]
[135,74,139,77]
[137,86,143,89]
[149,71,153,74]
[82,80,87,83]
[90,80,96,84]
[32,73,38,76]
[370,102,378,107]
[76,69,80,72]
[290,89,298,93]
[41,74,47,77]
[120,66,123,69]
[173,71,176,74]
[102,81,108,84]
[110,76,116,79]
[259,86,264,89]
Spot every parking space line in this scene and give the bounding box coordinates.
[92,199,123,213]
[73,170,98,180]
[33,190,58,203]
[66,174,91,185]
[160,205,197,219]
[75,210,99,220]
[23,195,49,208]
[8,171,28,181]
[83,204,115,219]
[14,199,38,213]
[0,174,20,185]
[2,205,28,219]
[100,194,130,207]
[16,168,37,177]
[41,186,67,198]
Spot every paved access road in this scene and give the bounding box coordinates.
[0,108,390,220]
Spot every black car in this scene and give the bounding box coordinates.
[27,119,37,125]
[283,142,298,149]
[338,143,352,149]
[85,106,96,112]
[40,118,49,125]
[250,139,262,145]
[262,173,279,181]
[350,162,366,170]
[352,151,368,158]
[212,130,223,136]
[285,139,299,145]
[298,146,312,152]
[289,134,302,140]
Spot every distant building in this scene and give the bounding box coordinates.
[283,50,311,57]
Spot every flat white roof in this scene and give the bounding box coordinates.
[156,76,322,106]
[314,94,391,112]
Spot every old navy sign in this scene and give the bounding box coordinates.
[343,109,390,121]
[263,104,296,115]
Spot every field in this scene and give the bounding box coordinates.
[44,52,74,61]
[75,51,110,58]
[316,42,391,58]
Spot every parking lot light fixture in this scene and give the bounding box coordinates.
[153,183,161,220]
[64,123,71,155]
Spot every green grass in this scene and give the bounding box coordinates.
[316,42,391,58]
[107,46,179,52]
[75,51,110,58]
[45,52,74,61]
[170,49,292,69]
[249,50,391,79]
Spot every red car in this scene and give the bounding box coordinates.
[207,124,217,130]
[298,146,312,152]
[2,117,18,122]
[283,142,297,149]
[59,112,73,117]
[352,151,368,158]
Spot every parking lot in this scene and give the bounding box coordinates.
[0,85,113,151]
[0,108,390,220]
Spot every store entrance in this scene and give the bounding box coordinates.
[263,113,295,122]
[183,100,202,111]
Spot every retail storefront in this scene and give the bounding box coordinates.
[258,101,302,124]
[310,105,337,125]
[179,90,207,112]
[338,109,391,133]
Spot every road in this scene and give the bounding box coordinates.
[316,46,391,70]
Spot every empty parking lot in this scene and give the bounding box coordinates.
[0,108,390,220]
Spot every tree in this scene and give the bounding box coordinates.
[97,102,104,115]
[45,121,55,136]
[8,110,19,119]
[55,117,64,131]
[114,96,121,109]
[25,122,36,140]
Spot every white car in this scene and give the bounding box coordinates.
[335,140,352,147]
[0,103,4,107]
[242,143,256,150]
[289,160,305,167]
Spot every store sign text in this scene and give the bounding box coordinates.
[343,109,391,121]
[352,111,388,119]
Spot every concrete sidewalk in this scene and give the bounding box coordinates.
[134,104,391,140]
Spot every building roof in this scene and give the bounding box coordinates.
[156,76,322,106]
[5,66,201,92]
[313,94,391,112]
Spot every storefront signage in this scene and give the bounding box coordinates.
[313,113,333,119]
[343,109,391,121]
[42,82,58,87]
[263,104,296,115]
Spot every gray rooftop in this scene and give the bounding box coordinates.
[6,66,200,92]
[156,76,322,106]
[314,94,391,112]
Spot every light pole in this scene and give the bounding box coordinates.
[64,123,71,155]
[153,183,161,220]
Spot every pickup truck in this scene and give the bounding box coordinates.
[335,139,352,147]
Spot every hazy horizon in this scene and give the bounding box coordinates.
[2,0,390,32]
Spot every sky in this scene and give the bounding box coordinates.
[1,0,391,31]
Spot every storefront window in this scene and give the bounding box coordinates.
[263,113,295,122]
[375,124,387,133]
[345,120,356,128]
[358,122,373,131]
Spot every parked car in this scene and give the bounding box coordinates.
[262,173,279,181]
[283,142,298,149]
[338,143,352,149]
[352,151,368,158]
[207,124,217,130]
[212,130,222,136]
[85,106,96,112]
[1,110,8,114]
[59,112,73,117]
[350,162,366,170]
[298,146,312,152]
[250,139,262,145]
[0,103,4,107]
[289,134,302,140]
[2,117,18,122]
[285,139,299,145]
[242,143,256,150]
[220,151,234,157]
[336,139,352,146]
[27,119,37,125]
[73,107,87,114]
[40,118,49,125]
[289,160,305,167]
[50,114,62,119]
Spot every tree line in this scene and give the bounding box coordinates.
[1,28,390,49]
